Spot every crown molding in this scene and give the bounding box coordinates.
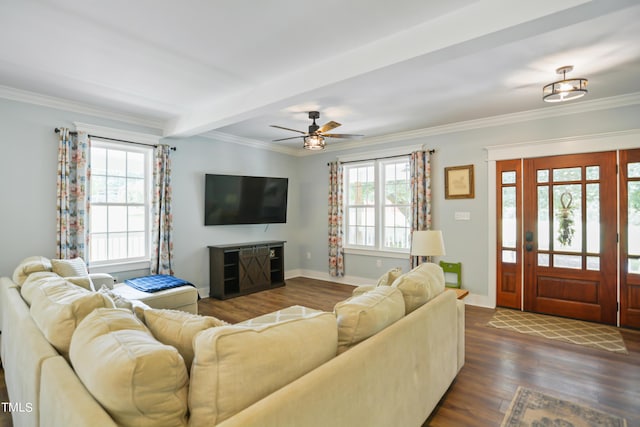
[0,85,166,130]
[201,131,300,156]
[73,122,161,145]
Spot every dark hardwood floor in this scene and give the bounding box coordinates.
[1,277,638,426]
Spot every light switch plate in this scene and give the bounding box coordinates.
[454,211,471,221]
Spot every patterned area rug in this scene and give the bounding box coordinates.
[488,309,628,354]
[501,387,627,427]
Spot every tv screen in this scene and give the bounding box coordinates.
[204,174,288,225]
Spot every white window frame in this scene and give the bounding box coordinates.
[88,138,153,271]
[343,155,412,258]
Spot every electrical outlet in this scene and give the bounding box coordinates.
[376,259,383,268]
[306,252,311,260]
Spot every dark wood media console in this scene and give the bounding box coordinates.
[208,241,285,299]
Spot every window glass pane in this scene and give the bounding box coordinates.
[553,184,582,252]
[553,254,582,269]
[92,147,107,175]
[91,206,108,233]
[107,150,127,177]
[586,183,600,253]
[127,152,145,178]
[502,171,516,185]
[128,206,145,231]
[537,170,549,183]
[108,232,127,260]
[538,253,549,267]
[502,250,516,263]
[629,182,640,256]
[108,206,127,232]
[585,166,599,180]
[91,175,107,203]
[629,258,640,275]
[91,233,108,262]
[107,176,126,203]
[586,256,600,271]
[628,162,640,178]
[537,186,549,251]
[128,232,145,258]
[553,167,581,182]
[502,187,516,248]
[127,178,145,204]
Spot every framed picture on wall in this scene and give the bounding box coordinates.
[445,164,474,199]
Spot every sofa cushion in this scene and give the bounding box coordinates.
[12,256,52,286]
[334,286,405,353]
[29,280,114,359]
[144,309,228,371]
[188,311,337,426]
[97,285,148,321]
[20,271,64,305]
[391,262,445,314]
[70,308,189,427]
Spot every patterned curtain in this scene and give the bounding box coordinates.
[410,150,432,268]
[56,129,90,260]
[150,144,174,275]
[328,161,345,277]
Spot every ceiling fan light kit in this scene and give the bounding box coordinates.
[270,111,363,150]
[542,65,588,103]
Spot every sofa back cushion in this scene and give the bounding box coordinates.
[144,308,228,371]
[70,308,189,427]
[12,256,52,286]
[392,262,445,313]
[20,272,64,305]
[29,280,114,359]
[188,311,337,426]
[334,286,405,353]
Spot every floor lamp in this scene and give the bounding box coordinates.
[410,230,446,264]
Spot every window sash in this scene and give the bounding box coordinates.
[89,140,152,265]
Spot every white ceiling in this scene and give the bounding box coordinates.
[1,0,640,152]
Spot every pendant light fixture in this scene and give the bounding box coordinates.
[542,65,588,103]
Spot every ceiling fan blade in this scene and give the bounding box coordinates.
[318,121,341,133]
[270,125,307,134]
[322,133,364,139]
[272,136,304,142]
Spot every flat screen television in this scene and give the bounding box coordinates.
[204,174,288,225]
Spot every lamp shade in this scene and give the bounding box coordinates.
[410,230,446,257]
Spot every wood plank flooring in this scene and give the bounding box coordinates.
[1,277,638,426]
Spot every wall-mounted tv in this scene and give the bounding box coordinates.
[204,174,288,225]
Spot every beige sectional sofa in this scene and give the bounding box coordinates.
[0,257,464,427]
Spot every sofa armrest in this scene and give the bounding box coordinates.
[89,273,115,290]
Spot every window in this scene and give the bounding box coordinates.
[89,139,152,265]
[344,157,412,253]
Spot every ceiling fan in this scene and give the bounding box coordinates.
[270,111,363,150]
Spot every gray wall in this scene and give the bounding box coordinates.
[1,96,639,302]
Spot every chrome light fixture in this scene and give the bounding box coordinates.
[304,134,326,150]
[542,65,588,103]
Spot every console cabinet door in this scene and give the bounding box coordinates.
[239,246,271,291]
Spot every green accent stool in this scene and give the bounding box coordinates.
[439,261,462,289]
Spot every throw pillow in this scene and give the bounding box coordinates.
[29,280,114,359]
[334,286,405,353]
[97,285,148,321]
[51,257,89,277]
[376,267,403,286]
[144,309,229,371]
[12,256,52,286]
[189,312,337,426]
[70,308,189,427]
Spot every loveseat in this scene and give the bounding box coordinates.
[0,257,464,427]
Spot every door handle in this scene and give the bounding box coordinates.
[525,243,533,252]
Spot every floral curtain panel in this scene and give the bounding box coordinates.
[56,129,90,261]
[328,161,345,277]
[410,150,432,268]
[150,144,174,275]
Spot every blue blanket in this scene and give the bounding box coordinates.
[124,275,192,293]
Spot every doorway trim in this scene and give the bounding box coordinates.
[484,128,640,311]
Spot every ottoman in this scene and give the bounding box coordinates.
[111,282,199,314]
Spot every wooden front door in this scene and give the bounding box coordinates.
[523,152,617,324]
[620,149,640,328]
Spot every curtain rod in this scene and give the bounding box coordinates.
[328,149,435,166]
[54,128,176,151]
